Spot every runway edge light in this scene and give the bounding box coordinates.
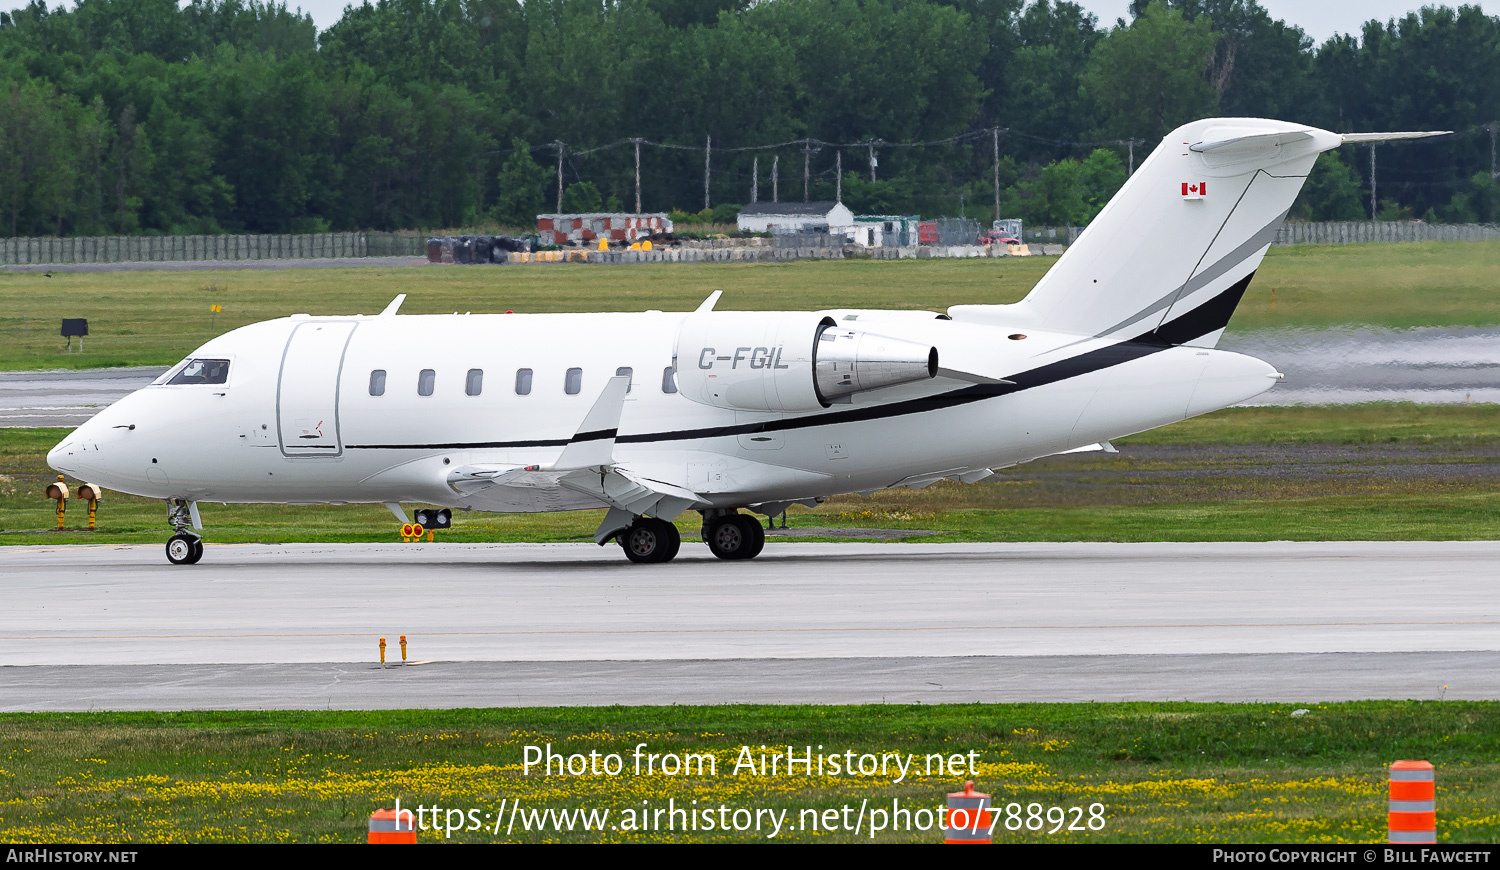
[1388,760,1436,844]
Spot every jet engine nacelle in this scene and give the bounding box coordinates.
[674,311,938,413]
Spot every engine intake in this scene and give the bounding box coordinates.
[674,311,938,413]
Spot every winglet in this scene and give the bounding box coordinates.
[553,375,631,469]
[695,290,722,313]
[379,294,406,317]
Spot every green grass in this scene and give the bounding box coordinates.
[0,703,1493,843]
[8,403,1500,545]
[1119,403,1500,445]
[2,239,1499,370]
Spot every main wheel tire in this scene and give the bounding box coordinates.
[733,515,765,560]
[620,518,679,564]
[661,523,682,562]
[166,534,199,565]
[707,515,755,560]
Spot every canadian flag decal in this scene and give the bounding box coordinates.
[1181,181,1206,199]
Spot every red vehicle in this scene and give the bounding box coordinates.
[978,229,1021,246]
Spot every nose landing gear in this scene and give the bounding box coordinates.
[164,499,203,565]
[166,533,203,565]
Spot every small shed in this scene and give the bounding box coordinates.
[737,201,855,234]
[852,215,921,247]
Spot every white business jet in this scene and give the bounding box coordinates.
[47,118,1443,565]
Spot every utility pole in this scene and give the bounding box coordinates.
[868,141,877,182]
[1488,122,1498,180]
[633,138,642,214]
[1370,143,1377,221]
[803,139,811,203]
[1127,139,1141,176]
[992,127,1001,224]
[772,155,779,203]
[554,140,564,214]
[835,150,842,203]
[704,134,711,211]
[752,155,758,203]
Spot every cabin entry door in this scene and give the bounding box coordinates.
[277,321,357,457]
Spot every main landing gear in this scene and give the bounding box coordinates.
[618,517,681,564]
[164,499,203,565]
[701,510,765,561]
[611,509,766,563]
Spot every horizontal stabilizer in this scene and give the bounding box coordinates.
[553,375,631,469]
[1340,131,1451,144]
[1190,129,1314,153]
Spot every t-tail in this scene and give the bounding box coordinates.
[950,119,1448,347]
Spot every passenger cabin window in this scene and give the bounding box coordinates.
[165,359,230,385]
[466,369,483,396]
[565,367,583,395]
[369,370,386,396]
[515,368,533,395]
[418,369,435,396]
[616,366,633,393]
[662,366,677,394]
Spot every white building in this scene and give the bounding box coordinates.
[736,201,855,234]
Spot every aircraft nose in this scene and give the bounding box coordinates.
[47,437,79,476]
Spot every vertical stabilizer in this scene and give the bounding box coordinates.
[950,118,1343,346]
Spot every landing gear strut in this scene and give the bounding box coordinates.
[702,511,765,561]
[619,517,681,564]
[164,499,203,565]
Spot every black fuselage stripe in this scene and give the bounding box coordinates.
[346,274,1253,452]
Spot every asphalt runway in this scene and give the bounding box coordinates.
[0,366,167,427]
[2,541,1495,710]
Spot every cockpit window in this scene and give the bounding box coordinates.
[165,358,230,385]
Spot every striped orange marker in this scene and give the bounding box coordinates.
[945,781,992,844]
[369,808,416,843]
[1388,760,1435,844]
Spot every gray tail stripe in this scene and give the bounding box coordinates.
[1090,205,1290,341]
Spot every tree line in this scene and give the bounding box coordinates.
[0,0,1497,237]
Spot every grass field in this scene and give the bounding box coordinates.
[6,403,1500,545]
[2,240,1498,370]
[0,702,1493,843]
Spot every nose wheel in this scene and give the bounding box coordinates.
[704,513,765,561]
[164,499,204,565]
[166,533,204,565]
[619,518,681,564]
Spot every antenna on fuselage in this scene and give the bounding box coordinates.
[694,290,722,313]
[379,294,407,317]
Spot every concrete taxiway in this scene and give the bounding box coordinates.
[2,541,1496,710]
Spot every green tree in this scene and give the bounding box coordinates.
[1289,151,1365,222]
[493,139,550,225]
[1080,0,1218,143]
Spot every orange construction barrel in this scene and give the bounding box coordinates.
[369,808,416,843]
[945,781,992,844]
[1388,760,1436,844]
